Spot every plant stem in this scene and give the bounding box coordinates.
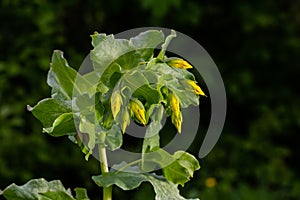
[98,145,112,200]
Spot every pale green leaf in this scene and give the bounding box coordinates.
[162,151,200,186]
[158,29,176,60]
[91,34,133,73]
[92,169,199,200]
[129,30,164,49]
[129,30,164,60]
[1,178,74,200]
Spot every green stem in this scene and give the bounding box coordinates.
[98,145,112,200]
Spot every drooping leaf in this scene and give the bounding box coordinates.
[92,171,147,191]
[92,167,199,200]
[141,148,200,186]
[162,151,200,186]
[1,178,75,200]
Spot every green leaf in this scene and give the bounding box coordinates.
[147,175,199,200]
[43,113,76,137]
[78,116,98,153]
[93,171,147,191]
[92,169,199,200]
[129,30,164,61]
[27,98,71,128]
[38,191,74,200]
[99,62,122,87]
[91,30,164,72]
[130,30,164,49]
[91,30,164,86]
[141,149,200,186]
[50,50,78,98]
[146,62,199,108]
[158,30,176,60]
[141,104,165,171]
[51,50,96,98]
[47,69,70,101]
[162,151,200,186]
[74,188,90,200]
[105,124,122,151]
[78,115,122,153]
[91,34,133,73]
[90,32,107,47]
[1,178,74,200]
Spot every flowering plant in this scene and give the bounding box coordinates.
[1,30,205,200]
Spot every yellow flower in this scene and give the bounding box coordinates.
[205,177,217,188]
[129,98,147,125]
[111,91,122,119]
[187,80,206,96]
[167,59,193,69]
[168,92,182,133]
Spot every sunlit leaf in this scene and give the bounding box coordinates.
[1,178,76,200]
[92,167,199,200]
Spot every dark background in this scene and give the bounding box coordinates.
[1,0,300,199]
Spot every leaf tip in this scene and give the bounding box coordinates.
[26,105,33,111]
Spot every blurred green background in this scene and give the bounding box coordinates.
[1,0,300,199]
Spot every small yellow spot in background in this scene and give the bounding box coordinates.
[205,177,217,188]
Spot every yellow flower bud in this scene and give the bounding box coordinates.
[169,93,180,116]
[167,59,193,69]
[187,80,206,96]
[111,91,122,119]
[171,112,182,133]
[120,109,130,133]
[129,98,147,125]
[168,92,182,133]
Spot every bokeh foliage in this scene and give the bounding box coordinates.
[1,0,299,199]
